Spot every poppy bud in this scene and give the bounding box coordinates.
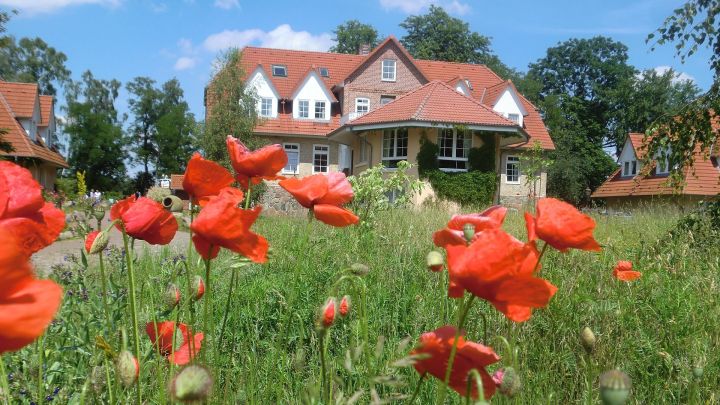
[116,350,139,387]
[426,251,444,272]
[85,230,109,255]
[693,366,704,379]
[463,223,475,243]
[318,298,337,329]
[581,326,596,354]
[169,365,213,403]
[350,263,370,276]
[339,295,351,317]
[493,367,521,397]
[92,208,106,222]
[192,275,205,301]
[599,369,631,405]
[164,283,181,310]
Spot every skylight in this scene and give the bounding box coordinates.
[272,65,287,77]
[319,67,329,78]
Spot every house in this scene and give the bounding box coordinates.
[592,132,720,208]
[204,36,554,206]
[0,81,68,190]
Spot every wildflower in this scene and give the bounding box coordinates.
[110,196,178,245]
[524,198,601,252]
[339,295,351,317]
[492,367,521,397]
[85,230,109,254]
[433,206,507,248]
[165,283,181,310]
[116,350,139,387]
[226,136,288,189]
[146,321,204,365]
[411,326,500,400]
[279,173,359,227]
[318,298,337,329]
[426,251,444,272]
[612,261,641,281]
[599,369,631,405]
[0,232,63,353]
[0,161,65,254]
[190,187,268,263]
[182,152,234,206]
[170,365,213,403]
[581,326,597,354]
[192,275,205,301]
[446,229,557,322]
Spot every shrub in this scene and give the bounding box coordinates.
[146,186,171,202]
[468,133,495,172]
[416,133,439,177]
[426,170,496,207]
[660,200,720,252]
[55,176,78,196]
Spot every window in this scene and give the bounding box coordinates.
[313,145,329,173]
[381,59,396,81]
[380,95,395,105]
[464,79,473,90]
[656,158,670,175]
[359,138,368,163]
[314,101,326,119]
[271,65,287,77]
[438,128,471,171]
[622,160,638,176]
[382,128,408,168]
[506,155,520,183]
[260,98,273,117]
[507,113,521,124]
[319,67,329,77]
[355,98,369,115]
[298,100,309,118]
[283,144,300,174]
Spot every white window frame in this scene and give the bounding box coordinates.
[380,95,395,105]
[437,128,471,172]
[358,138,368,164]
[381,59,396,81]
[507,113,521,124]
[271,64,287,77]
[381,128,408,169]
[259,97,273,117]
[355,98,370,115]
[313,144,330,174]
[298,100,310,119]
[314,101,326,120]
[505,155,521,184]
[622,160,638,177]
[282,143,300,175]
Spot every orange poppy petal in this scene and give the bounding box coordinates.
[524,212,537,243]
[0,202,65,255]
[227,136,288,179]
[535,198,601,252]
[615,270,642,281]
[279,175,329,208]
[316,172,354,206]
[0,278,62,353]
[313,204,359,227]
[122,198,178,245]
[183,153,234,203]
[494,276,558,308]
[0,232,34,289]
[0,161,44,219]
[191,234,221,260]
[433,229,467,248]
[490,302,533,323]
[169,332,204,365]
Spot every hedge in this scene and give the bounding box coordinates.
[426,170,496,206]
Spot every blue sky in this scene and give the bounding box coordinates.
[2,0,714,121]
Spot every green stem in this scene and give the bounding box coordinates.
[244,184,252,210]
[532,242,548,274]
[37,335,44,404]
[408,373,427,404]
[437,295,476,405]
[319,332,329,403]
[202,257,212,360]
[0,355,10,405]
[121,225,142,405]
[217,268,237,353]
[103,357,114,404]
[98,252,112,333]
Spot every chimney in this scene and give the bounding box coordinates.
[358,44,371,55]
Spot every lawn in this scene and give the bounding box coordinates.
[6,205,720,404]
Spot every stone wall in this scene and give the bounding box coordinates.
[259,181,305,216]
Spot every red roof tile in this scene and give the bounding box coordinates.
[255,112,342,136]
[39,95,53,127]
[170,174,184,190]
[0,81,37,118]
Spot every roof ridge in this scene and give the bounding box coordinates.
[0,91,34,155]
[434,80,516,126]
[0,80,39,88]
[413,81,441,119]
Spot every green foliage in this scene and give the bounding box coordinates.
[520,140,553,201]
[76,171,86,198]
[468,134,495,172]
[146,186,171,202]
[347,161,424,227]
[662,200,720,252]
[426,170,496,206]
[416,133,439,176]
[55,176,77,197]
[0,127,13,153]
[0,36,71,95]
[329,20,379,54]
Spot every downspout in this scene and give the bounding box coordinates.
[492,132,502,205]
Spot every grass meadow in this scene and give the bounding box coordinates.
[7,205,720,404]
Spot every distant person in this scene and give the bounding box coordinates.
[135,191,141,199]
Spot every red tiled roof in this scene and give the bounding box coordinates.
[170,174,184,190]
[349,80,518,128]
[480,81,508,105]
[343,36,429,83]
[255,113,342,136]
[0,81,37,118]
[39,95,53,127]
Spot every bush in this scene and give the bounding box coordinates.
[468,133,495,172]
[55,176,78,196]
[146,186,171,202]
[426,170,496,207]
[660,200,720,252]
[416,133,439,177]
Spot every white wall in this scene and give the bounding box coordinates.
[292,71,332,120]
[618,137,639,176]
[455,81,470,96]
[493,89,525,127]
[246,68,279,118]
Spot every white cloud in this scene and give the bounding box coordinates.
[177,38,194,54]
[379,0,470,15]
[213,0,239,10]
[174,56,197,71]
[0,0,122,14]
[149,2,167,13]
[653,65,696,84]
[203,24,334,53]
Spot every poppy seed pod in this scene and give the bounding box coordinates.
[693,366,704,379]
[350,263,370,276]
[169,365,213,403]
[165,283,181,310]
[92,207,106,222]
[463,223,475,243]
[116,350,139,387]
[599,369,631,405]
[426,251,444,272]
[495,367,521,397]
[339,295,351,318]
[318,298,337,329]
[581,326,596,354]
[192,275,205,301]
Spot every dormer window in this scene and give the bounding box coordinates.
[271,65,287,77]
[464,79,473,90]
[382,59,396,81]
[507,113,520,124]
[260,97,273,117]
[319,67,329,78]
[622,160,638,177]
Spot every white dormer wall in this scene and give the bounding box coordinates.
[618,137,640,177]
[246,67,279,118]
[492,88,526,127]
[455,81,471,96]
[292,71,332,121]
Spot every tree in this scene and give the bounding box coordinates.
[329,20,379,54]
[64,71,127,192]
[127,77,161,181]
[202,49,259,168]
[1,37,71,95]
[155,79,197,175]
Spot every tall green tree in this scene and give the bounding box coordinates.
[127,77,161,179]
[64,71,127,191]
[155,79,196,175]
[202,48,259,168]
[329,20,379,54]
[1,37,71,95]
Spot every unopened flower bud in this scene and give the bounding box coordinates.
[193,275,205,301]
[116,351,139,387]
[165,283,181,310]
[92,208,106,222]
[318,298,337,329]
[339,295,351,318]
[463,223,475,243]
[85,230,109,255]
[581,326,596,354]
[599,369,631,405]
[350,263,370,276]
[169,365,213,403]
[426,251,444,272]
[693,366,704,379]
[493,367,521,397]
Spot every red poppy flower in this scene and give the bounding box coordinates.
[279,173,359,227]
[0,161,65,254]
[613,261,641,281]
[411,326,500,400]
[110,196,178,245]
[182,152,234,205]
[319,298,336,328]
[339,295,350,318]
[226,136,288,189]
[85,231,99,254]
[446,229,557,322]
[433,206,507,248]
[0,232,62,353]
[191,187,268,263]
[525,198,601,252]
[146,321,203,365]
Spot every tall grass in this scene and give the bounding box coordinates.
[6,206,720,403]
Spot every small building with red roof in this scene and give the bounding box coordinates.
[206,36,555,205]
[0,81,68,190]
